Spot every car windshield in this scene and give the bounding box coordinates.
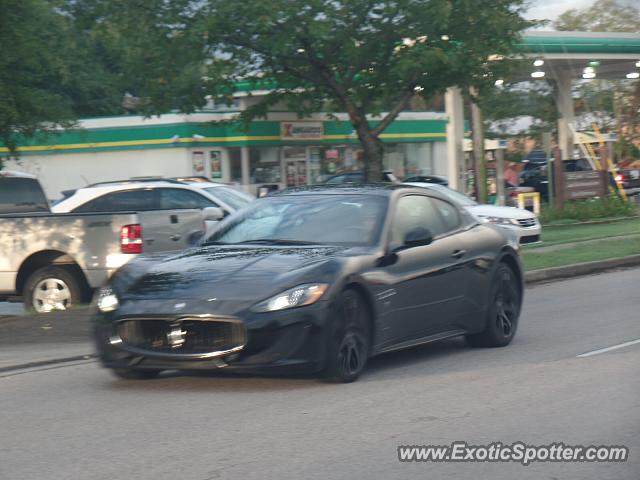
[425,184,477,206]
[203,186,252,210]
[205,194,387,246]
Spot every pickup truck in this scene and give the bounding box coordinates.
[0,171,221,312]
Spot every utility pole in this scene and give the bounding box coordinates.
[470,88,487,203]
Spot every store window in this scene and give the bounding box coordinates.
[228,147,242,183]
[250,147,282,185]
[313,146,364,183]
[381,143,435,179]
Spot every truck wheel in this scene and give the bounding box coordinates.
[24,266,84,313]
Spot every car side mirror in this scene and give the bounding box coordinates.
[403,227,433,248]
[203,206,224,221]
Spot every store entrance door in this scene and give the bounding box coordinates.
[285,160,307,187]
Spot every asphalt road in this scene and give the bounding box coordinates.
[1,269,639,480]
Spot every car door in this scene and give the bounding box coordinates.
[380,194,469,344]
[157,188,217,249]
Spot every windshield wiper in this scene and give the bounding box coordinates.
[237,239,323,245]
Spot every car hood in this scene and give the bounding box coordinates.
[113,244,351,307]
[466,204,536,220]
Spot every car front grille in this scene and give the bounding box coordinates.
[517,218,537,227]
[112,316,247,358]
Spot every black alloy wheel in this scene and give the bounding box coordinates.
[323,289,371,383]
[467,263,521,348]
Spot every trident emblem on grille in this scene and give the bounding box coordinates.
[166,322,186,348]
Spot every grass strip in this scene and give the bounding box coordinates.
[523,236,640,271]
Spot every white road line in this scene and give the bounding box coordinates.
[577,339,640,358]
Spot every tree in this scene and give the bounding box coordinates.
[0,0,75,163]
[0,0,212,168]
[203,0,533,181]
[0,0,126,167]
[60,0,218,117]
[554,0,640,32]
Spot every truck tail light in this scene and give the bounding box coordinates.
[615,174,624,183]
[120,224,143,254]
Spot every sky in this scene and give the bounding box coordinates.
[525,0,595,22]
[525,0,638,24]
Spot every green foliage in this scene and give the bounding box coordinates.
[483,82,557,136]
[0,0,75,158]
[0,0,124,166]
[201,0,533,178]
[554,0,640,32]
[61,0,223,116]
[539,196,637,224]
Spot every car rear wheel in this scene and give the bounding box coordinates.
[111,368,162,380]
[323,289,371,383]
[466,263,521,348]
[24,266,84,313]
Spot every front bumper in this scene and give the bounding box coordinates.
[494,223,542,245]
[94,302,331,375]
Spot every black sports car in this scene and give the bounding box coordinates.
[94,185,523,382]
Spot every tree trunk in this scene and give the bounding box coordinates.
[344,106,385,182]
[356,125,384,182]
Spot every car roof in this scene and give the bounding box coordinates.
[52,181,209,212]
[0,170,37,179]
[272,183,443,197]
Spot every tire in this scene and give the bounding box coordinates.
[111,368,162,380]
[323,289,371,383]
[23,266,84,313]
[466,263,521,348]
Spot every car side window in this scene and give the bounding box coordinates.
[390,195,448,247]
[431,198,461,233]
[75,189,156,212]
[0,178,49,214]
[159,189,216,210]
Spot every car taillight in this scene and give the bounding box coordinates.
[120,224,143,254]
[615,174,624,183]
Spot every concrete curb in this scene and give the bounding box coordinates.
[525,254,640,285]
[0,354,96,374]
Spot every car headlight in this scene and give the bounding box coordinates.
[479,216,520,226]
[95,286,119,312]
[252,283,329,312]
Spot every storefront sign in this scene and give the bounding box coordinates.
[192,151,205,175]
[281,122,324,140]
[210,151,222,179]
[564,171,607,199]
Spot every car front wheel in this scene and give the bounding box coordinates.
[323,289,371,383]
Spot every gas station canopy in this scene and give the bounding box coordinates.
[516,31,640,80]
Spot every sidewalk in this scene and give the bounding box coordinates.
[0,309,94,372]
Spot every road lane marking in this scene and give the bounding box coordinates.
[577,339,640,358]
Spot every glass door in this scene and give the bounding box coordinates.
[285,160,307,187]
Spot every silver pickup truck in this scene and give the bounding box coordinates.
[0,171,221,312]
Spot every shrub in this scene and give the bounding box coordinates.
[539,196,637,225]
